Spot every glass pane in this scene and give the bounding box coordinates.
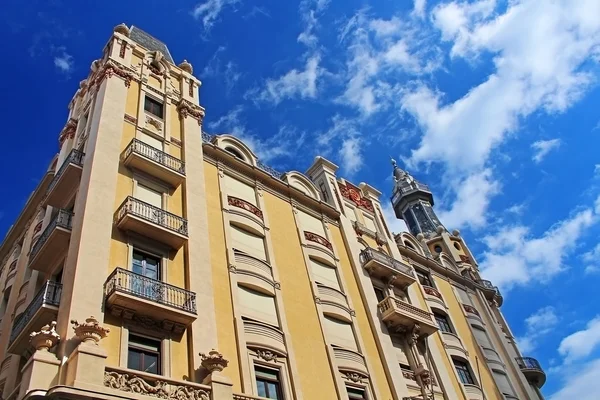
[143,352,159,374]
[256,380,267,397]
[127,349,141,371]
[267,382,281,399]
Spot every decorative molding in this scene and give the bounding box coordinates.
[200,349,229,372]
[228,265,237,273]
[146,116,163,131]
[110,306,185,335]
[338,181,374,212]
[343,371,366,383]
[177,99,205,125]
[30,321,60,351]
[92,60,136,89]
[124,114,137,124]
[71,316,109,345]
[104,370,210,400]
[227,196,263,220]
[255,349,278,362]
[58,118,77,145]
[304,231,333,251]
[171,137,182,146]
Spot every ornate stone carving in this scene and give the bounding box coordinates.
[178,60,193,74]
[71,316,110,344]
[92,60,136,89]
[338,181,374,212]
[124,114,137,124]
[304,231,333,251]
[58,118,78,145]
[423,286,443,300]
[104,370,210,400]
[256,349,278,362]
[177,99,205,125]
[343,372,365,383]
[462,304,480,317]
[200,349,229,373]
[30,321,60,351]
[146,116,163,131]
[459,255,471,264]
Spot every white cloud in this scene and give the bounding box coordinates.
[549,358,600,400]
[339,137,363,174]
[558,316,600,364]
[54,51,73,74]
[516,306,559,353]
[207,105,245,137]
[382,202,409,235]
[582,243,600,274]
[255,55,322,105]
[297,0,329,47]
[436,169,500,230]
[400,0,600,227]
[480,196,600,289]
[191,0,240,33]
[413,0,427,18]
[531,138,561,163]
[202,47,241,92]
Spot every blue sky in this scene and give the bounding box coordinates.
[2,0,600,397]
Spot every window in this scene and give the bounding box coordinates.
[255,366,283,399]
[434,244,443,253]
[453,359,475,385]
[136,183,163,209]
[415,269,432,287]
[492,370,515,396]
[132,250,161,299]
[298,210,326,237]
[225,146,245,160]
[144,96,164,118]
[471,325,492,349]
[323,316,357,350]
[453,242,461,250]
[373,287,386,303]
[363,215,377,232]
[434,312,453,333]
[128,334,161,374]
[230,225,266,260]
[346,386,367,399]
[224,175,257,206]
[404,240,415,250]
[238,286,278,326]
[309,259,340,291]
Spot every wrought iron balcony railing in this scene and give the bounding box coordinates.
[124,139,185,175]
[115,197,188,236]
[47,149,84,194]
[360,247,415,278]
[9,281,62,344]
[105,268,196,314]
[29,210,73,260]
[516,357,543,371]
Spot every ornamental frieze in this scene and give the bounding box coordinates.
[304,231,333,251]
[338,181,374,212]
[177,99,205,125]
[58,118,77,145]
[227,196,263,220]
[104,370,210,400]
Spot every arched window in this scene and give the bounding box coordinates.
[225,146,245,160]
[404,240,415,250]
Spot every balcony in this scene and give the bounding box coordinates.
[378,296,438,336]
[516,357,546,388]
[4,260,18,290]
[360,247,416,289]
[8,281,62,354]
[332,347,369,376]
[422,285,445,308]
[28,210,73,274]
[478,279,503,306]
[114,197,188,249]
[104,268,196,332]
[122,139,185,187]
[44,149,84,208]
[243,319,286,355]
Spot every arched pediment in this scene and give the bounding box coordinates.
[398,232,424,255]
[215,135,258,166]
[439,252,459,273]
[283,171,320,200]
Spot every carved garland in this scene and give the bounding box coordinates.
[104,371,210,400]
[343,371,367,383]
[338,182,374,212]
[304,231,333,251]
[177,99,205,125]
[423,286,443,300]
[91,60,136,89]
[255,349,278,362]
[462,304,480,316]
[227,196,263,220]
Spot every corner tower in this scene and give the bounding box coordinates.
[390,159,443,238]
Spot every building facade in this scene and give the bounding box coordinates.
[0,25,546,400]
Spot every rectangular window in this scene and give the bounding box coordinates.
[138,132,163,150]
[136,183,163,209]
[363,215,377,232]
[144,96,164,118]
[471,325,493,349]
[346,386,367,399]
[224,175,257,206]
[456,287,472,305]
[298,210,326,237]
[323,315,357,350]
[453,359,475,385]
[415,269,433,287]
[132,250,161,300]
[493,370,515,396]
[255,366,283,399]
[238,285,278,326]
[128,334,161,375]
[434,312,453,333]
[309,258,340,290]
[230,224,266,261]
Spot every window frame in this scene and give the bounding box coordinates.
[434,312,453,333]
[346,385,367,399]
[415,269,433,287]
[254,365,284,399]
[144,95,164,119]
[453,359,476,385]
[127,333,162,375]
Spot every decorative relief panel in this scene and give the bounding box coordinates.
[338,181,374,212]
[104,370,210,400]
[304,231,333,251]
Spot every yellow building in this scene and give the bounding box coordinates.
[0,25,546,400]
